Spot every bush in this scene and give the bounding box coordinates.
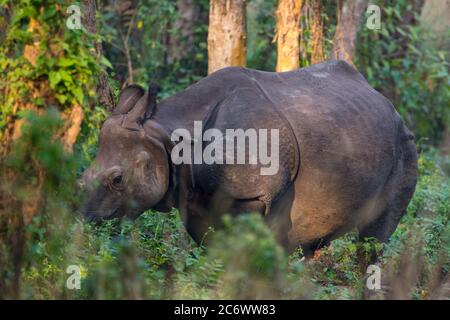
[357,0,450,144]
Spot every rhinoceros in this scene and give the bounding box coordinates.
[81,60,418,254]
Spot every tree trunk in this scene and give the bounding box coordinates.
[332,0,368,65]
[207,0,247,74]
[420,0,449,50]
[310,0,325,64]
[83,0,115,112]
[275,0,304,72]
[0,18,40,157]
[168,0,200,62]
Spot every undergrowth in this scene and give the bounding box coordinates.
[0,111,449,299]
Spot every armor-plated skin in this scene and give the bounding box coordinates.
[82,61,418,253]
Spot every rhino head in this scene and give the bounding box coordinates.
[80,84,186,222]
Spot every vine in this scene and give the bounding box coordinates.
[0,0,109,153]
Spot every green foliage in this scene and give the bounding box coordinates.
[247,0,277,70]
[100,0,209,98]
[0,110,79,298]
[205,214,288,299]
[0,0,107,148]
[75,105,108,173]
[384,151,450,275]
[5,109,78,197]
[357,0,450,144]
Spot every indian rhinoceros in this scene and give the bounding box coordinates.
[81,60,418,254]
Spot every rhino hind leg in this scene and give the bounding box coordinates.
[358,137,418,243]
[358,206,401,243]
[301,237,333,258]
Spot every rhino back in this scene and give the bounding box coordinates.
[156,61,401,207]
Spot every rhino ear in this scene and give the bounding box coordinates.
[114,85,145,115]
[122,82,158,130]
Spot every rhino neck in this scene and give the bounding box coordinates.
[143,112,196,216]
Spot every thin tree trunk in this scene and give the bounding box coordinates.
[62,104,84,151]
[310,0,324,64]
[83,0,115,111]
[332,0,368,65]
[120,7,137,86]
[168,0,200,62]
[275,0,304,72]
[207,0,247,74]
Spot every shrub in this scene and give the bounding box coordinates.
[357,0,450,144]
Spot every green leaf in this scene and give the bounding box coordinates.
[100,56,113,69]
[55,93,67,104]
[59,70,72,83]
[72,86,84,104]
[49,71,62,88]
[58,57,76,67]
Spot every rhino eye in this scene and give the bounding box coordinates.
[113,175,122,185]
[110,174,124,191]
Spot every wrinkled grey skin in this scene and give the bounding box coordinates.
[81,61,418,254]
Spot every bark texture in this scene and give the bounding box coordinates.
[275,0,304,72]
[332,0,368,65]
[207,0,247,74]
[0,18,40,156]
[83,0,115,111]
[310,0,325,64]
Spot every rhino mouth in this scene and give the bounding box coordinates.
[85,207,121,223]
